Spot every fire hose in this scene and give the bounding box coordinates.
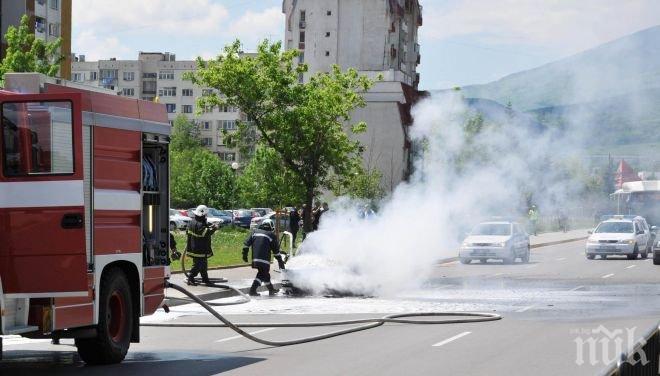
[142,281,502,347]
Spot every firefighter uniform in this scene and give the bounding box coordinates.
[186,216,217,285]
[243,226,285,296]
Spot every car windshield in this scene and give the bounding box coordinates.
[236,210,252,217]
[595,222,634,233]
[208,208,224,217]
[471,223,511,236]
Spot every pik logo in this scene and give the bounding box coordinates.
[573,325,648,366]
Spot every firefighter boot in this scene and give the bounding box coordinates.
[266,283,279,296]
[249,280,260,297]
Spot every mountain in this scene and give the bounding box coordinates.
[455,25,660,112]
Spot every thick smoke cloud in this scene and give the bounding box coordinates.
[287,91,590,296]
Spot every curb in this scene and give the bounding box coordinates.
[165,283,282,308]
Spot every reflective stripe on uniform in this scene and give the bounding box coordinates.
[252,233,272,241]
[254,278,262,284]
[187,252,208,257]
[187,228,208,237]
[253,258,270,265]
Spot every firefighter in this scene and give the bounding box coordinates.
[242,219,286,296]
[186,205,220,286]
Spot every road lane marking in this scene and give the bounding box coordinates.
[626,265,636,269]
[556,257,566,261]
[432,331,471,347]
[602,273,615,279]
[516,305,534,313]
[492,272,504,277]
[569,285,585,291]
[215,328,275,343]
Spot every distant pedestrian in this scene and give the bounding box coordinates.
[301,204,310,240]
[312,202,322,231]
[289,206,300,247]
[528,205,539,236]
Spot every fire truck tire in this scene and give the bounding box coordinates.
[75,267,133,364]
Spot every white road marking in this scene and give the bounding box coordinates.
[602,273,615,279]
[516,305,534,313]
[569,285,585,291]
[556,257,566,261]
[215,328,275,343]
[492,272,504,277]
[432,331,472,347]
[626,265,636,269]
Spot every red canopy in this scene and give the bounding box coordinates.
[615,159,640,188]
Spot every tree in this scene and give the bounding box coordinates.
[187,40,375,231]
[170,148,236,209]
[330,167,384,201]
[0,15,63,84]
[236,146,306,208]
[170,114,201,152]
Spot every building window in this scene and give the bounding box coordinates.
[89,71,98,80]
[299,31,305,44]
[165,104,176,113]
[158,71,174,80]
[327,10,332,16]
[122,88,135,96]
[298,52,304,64]
[298,72,304,83]
[219,152,236,162]
[143,72,157,79]
[72,73,83,82]
[222,120,236,130]
[143,81,156,94]
[325,32,330,37]
[201,89,214,96]
[35,17,46,33]
[48,23,60,37]
[325,51,330,56]
[158,87,176,97]
[182,88,193,96]
[202,121,211,130]
[201,138,213,146]
[123,71,135,81]
[49,0,59,10]
[300,10,306,22]
[182,105,193,113]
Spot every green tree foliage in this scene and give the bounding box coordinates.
[330,167,384,201]
[186,40,375,231]
[0,15,63,84]
[236,146,306,208]
[169,114,235,208]
[170,148,236,209]
[170,114,201,152]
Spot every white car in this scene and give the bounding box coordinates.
[585,216,650,260]
[459,221,530,264]
[169,209,191,230]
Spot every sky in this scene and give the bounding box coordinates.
[72,0,660,90]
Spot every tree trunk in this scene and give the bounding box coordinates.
[303,186,314,233]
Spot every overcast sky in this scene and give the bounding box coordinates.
[72,0,660,90]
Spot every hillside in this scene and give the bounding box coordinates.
[456,25,660,111]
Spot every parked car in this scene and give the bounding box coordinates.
[169,209,191,230]
[186,208,224,226]
[459,221,530,264]
[251,211,290,231]
[208,208,233,226]
[233,209,257,228]
[251,208,274,217]
[585,216,651,260]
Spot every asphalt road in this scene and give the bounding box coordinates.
[2,240,660,376]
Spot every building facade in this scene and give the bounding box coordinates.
[282,0,424,191]
[72,52,248,164]
[0,0,72,79]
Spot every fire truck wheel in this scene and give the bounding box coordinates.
[75,267,133,364]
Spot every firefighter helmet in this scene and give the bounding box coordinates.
[193,205,208,217]
[259,219,274,231]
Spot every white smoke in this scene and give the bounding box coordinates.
[287,91,589,296]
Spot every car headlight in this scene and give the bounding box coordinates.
[461,241,472,248]
[619,239,635,244]
[586,238,599,245]
[495,241,507,247]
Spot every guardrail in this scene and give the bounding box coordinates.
[602,322,659,376]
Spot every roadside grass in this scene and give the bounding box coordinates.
[170,226,250,271]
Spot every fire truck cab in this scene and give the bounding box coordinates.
[0,73,170,364]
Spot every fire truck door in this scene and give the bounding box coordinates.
[0,94,87,296]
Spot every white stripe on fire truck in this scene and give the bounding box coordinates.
[0,180,83,208]
[94,189,141,211]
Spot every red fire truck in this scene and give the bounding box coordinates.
[0,73,170,364]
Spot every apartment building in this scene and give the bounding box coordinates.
[72,52,248,163]
[0,0,72,79]
[282,0,424,191]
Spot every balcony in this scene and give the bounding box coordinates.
[299,42,305,50]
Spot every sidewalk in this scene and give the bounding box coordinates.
[163,229,590,307]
